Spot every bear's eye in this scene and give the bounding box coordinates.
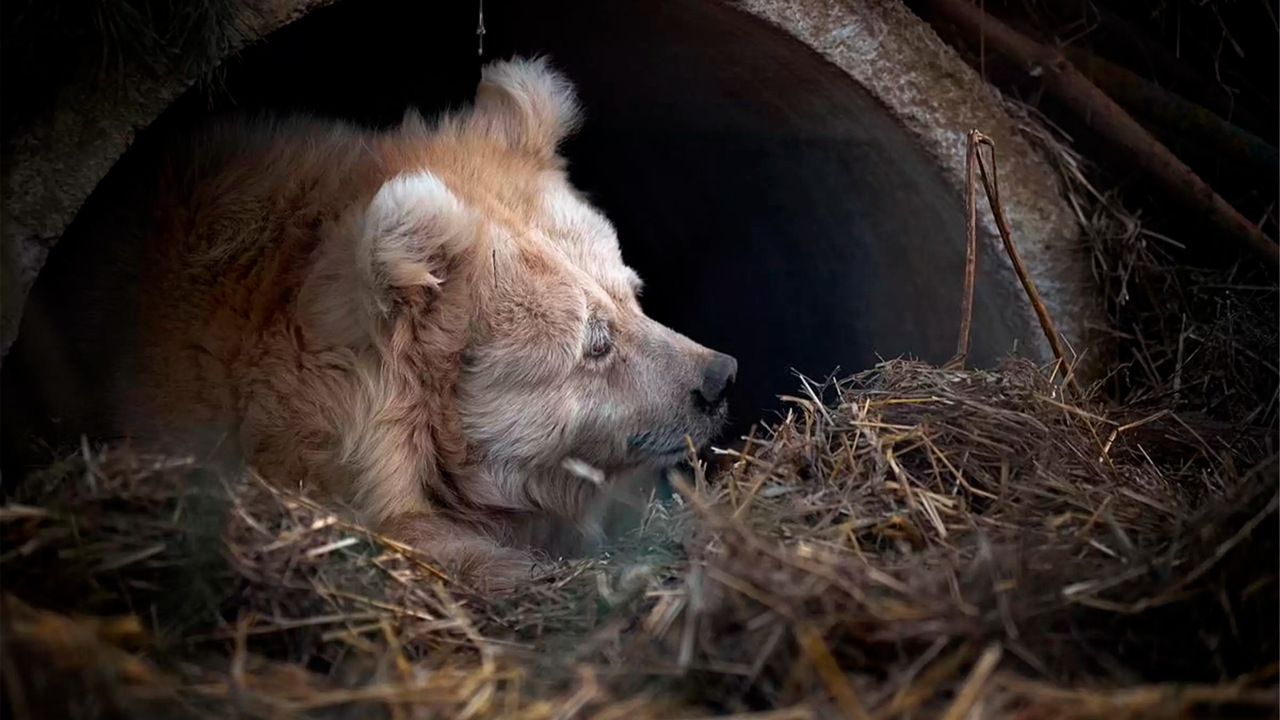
[585,317,614,360]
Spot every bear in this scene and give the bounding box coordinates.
[0,56,737,590]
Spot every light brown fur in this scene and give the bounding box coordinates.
[61,57,734,591]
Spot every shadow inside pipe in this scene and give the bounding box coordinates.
[5,0,1038,467]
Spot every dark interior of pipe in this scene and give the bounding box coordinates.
[10,0,1038,450]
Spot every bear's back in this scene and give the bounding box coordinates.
[1,114,379,477]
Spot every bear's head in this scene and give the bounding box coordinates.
[305,57,737,516]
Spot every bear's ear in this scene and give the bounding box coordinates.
[299,171,476,348]
[468,56,581,162]
[358,171,476,303]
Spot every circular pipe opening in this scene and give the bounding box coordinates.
[21,0,1035,442]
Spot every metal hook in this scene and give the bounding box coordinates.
[477,0,486,57]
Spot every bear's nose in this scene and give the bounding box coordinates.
[696,352,738,409]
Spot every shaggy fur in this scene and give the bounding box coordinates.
[5,57,736,590]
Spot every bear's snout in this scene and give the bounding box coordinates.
[695,352,737,412]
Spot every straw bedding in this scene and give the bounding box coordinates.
[2,352,1275,719]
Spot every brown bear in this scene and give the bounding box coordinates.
[1,57,737,590]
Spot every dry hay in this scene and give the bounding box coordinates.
[1002,97,1279,433]
[2,357,1276,720]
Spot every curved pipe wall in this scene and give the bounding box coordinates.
[3,0,1081,450]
